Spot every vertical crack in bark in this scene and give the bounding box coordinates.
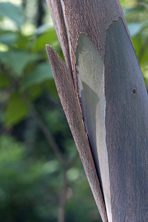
[47,0,73,81]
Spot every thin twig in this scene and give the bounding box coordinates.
[58,172,68,222]
[21,92,66,166]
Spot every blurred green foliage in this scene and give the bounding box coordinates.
[0,0,148,222]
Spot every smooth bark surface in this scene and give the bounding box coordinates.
[46,1,148,221]
[105,18,148,221]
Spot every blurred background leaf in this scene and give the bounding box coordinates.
[0,0,147,222]
[0,50,40,75]
[0,1,23,28]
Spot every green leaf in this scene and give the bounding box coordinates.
[0,2,23,28]
[132,35,143,57]
[28,85,42,99]
[5,91,28,126]
[0,50,40,75]
[21,63,53,90]
[124,5,145,15]
[0,72,10,87]
[0,136,24,164]
[34,28,58,51]
[67,168,79,181]
[15,34,31,50]
[128,22,148,36]
[35,24,52,35]
[0,32,18,45]
[42,160,59,174]
[132,34,148,65]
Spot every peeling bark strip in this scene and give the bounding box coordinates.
[46,1,148,222]
[46,45,107,222]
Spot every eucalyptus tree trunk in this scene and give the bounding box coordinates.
[46,1,148,222]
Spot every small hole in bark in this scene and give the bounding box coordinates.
[132,88,136,94]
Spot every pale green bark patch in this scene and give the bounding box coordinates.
[76,34,112,222]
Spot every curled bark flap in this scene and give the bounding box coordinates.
[46,45,108,222]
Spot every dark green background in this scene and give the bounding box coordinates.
[0,0,148,221]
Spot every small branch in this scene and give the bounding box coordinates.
[58,172,68,222]
[21,92,66,166]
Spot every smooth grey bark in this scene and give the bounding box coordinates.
[46,1,148,222]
